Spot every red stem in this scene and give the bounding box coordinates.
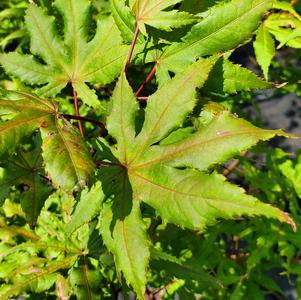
[62,114,108,136]
[135,64,157,98]
[72,86,84,136]
[125,23,140,72]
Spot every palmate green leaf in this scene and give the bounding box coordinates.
[0,91,56,158]
[40,118,95,192]
[156,0,273,74]
[0,0,129,108]
[85,56,295,298]
[0,148,52,227]
[253,23,276,80]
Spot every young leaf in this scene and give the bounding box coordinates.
[0,0,129,108]
[157,0,274,74]
[265,13,301,49]
[40,119,95,192]
[279,151,301,199]
[0,256,77,299]
[253,23,275,80]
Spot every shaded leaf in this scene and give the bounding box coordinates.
[0,147,51,226]
[69,259,102,300]
[66,182,105,235]
[223,59,272,93]
[99,167,150,300]
[0,91,56,158]
[40,119,95,192]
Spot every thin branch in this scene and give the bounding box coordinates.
[125,22,140,72]
[291,0,299,5]
[223,159,241,176]
[95,161,126,170]
[223,152,247,176]
[72,86,84,136]
[135,64,157,98]
[137,96,149,102]
[62,114,107,136]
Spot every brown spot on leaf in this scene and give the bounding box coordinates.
[40,120,49,128]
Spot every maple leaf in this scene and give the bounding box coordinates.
[0,0,129,108]
[67,56,295,299]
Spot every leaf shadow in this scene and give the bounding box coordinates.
[97,140,133,238]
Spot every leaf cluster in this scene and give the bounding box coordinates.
[0,0,300,299]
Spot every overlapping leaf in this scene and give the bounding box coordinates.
[69,56,294,298]
[0,91,56,158]
[40,119,95,192]
[111,0,196,39]
[203,57,272,94]
[265,11,301,49]
[0,0,129,108]
[0,91,94,192]
[130,0,196,35]
[0,147,51,226]
[154,0,274,77]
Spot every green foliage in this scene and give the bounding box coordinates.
[0,0,300,299]
[0,0,128,108]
